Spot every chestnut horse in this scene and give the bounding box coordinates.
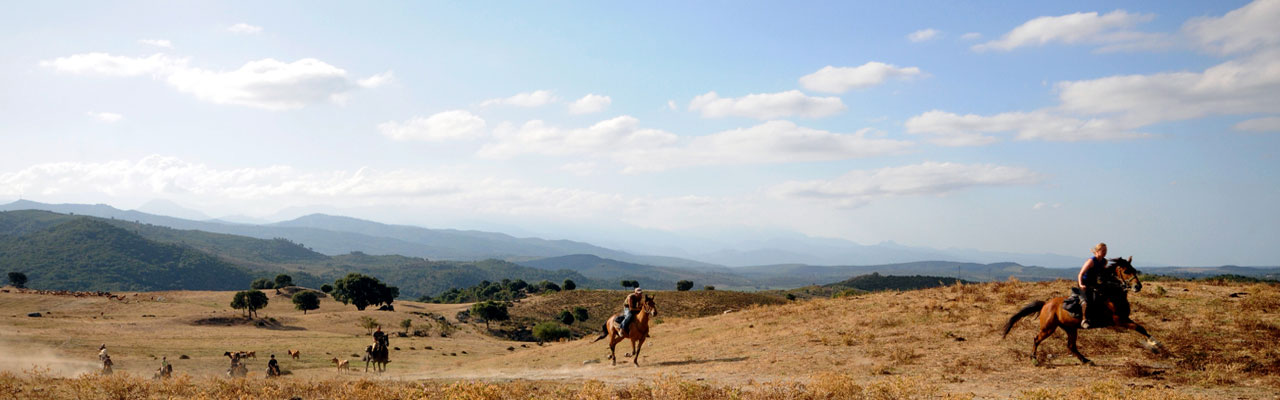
[1002,256,1158,365]
[593,294,657,366]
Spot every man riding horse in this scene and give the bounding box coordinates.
[620,287,644,336]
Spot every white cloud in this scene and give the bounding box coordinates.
[40,53,186,76]
[798,63,923,93]
[357,71,394,88]
[908,29,940,42]
[378,110,487,141]
[666,100,678,111]
[773,162,1043,208]
[972,10,1155,52]
[164,58,355,110]
[43,53,384,110]
[138,39,173,49]
[1234,116,1280,132]
[960,32,983,41]
[688,90,845,119]
[478,116,678,159]
[1033,202,1062,210]
[228,23,263,34]
[86,111,123,123]
[905,110,1148,145]
[616,121,914,173]
[480,116,911,172]
[1183,0,1280,55]
[479,90,556,107]
[568,94,612,114]
[1055,51,1280,126]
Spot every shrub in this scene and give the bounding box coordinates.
[320,284,333,293]
[704,285,716,291]
[250,278,275,290]
[572,306,589,322]
[557,310,575,325]
[676,280,694,291]
[562,279,576,291]
[532,322,571,342]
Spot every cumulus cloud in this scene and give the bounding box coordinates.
[357,71,394,88]
[960,32,983,40]
[378,110,487,141]
[42,53,386,110]
[1055,51,1280,126]
[478,116,678,159]
[1234,116,1280,132]
[138,39,173,49]
[798,62,923,93]
[479,90,556,107]
[1033,202,1062,210]
[86,111,123,123]
[908,29,940,42]
[972,10,1157,52]
[1183,0,1280,55]
[228,23,263,34]
[568,94,612,114]
[40,53,186,76]
[772,162,1043,208]
[479,116,910,172]
[905,110,1148,145]
[617,121,913,173]
[688,90,845,119]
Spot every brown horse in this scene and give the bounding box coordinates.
[1002,256,1158,365]
[593,294,657,366]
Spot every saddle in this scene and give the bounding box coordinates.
[1063,288,1084,319]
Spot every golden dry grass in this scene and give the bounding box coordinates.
[2,279,1277,399]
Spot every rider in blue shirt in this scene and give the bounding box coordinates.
[1077,243,1108,328]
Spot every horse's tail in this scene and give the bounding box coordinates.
[592,322,608,343]
[1002,300,1046,339]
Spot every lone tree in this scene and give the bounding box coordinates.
[7,272,27,289]
[572,306,589,323]
[557,310,575,325]
[620,280,639,289]
[250,278,275,290]
[274,274,294,288]
[358,316,379,335]
[676,280,694,291]
[704,285,716,291]
[320,284,333,293]
[231,290,270,318]
[563,279,576,291]
[330,273,399,311]
[400,318,413,335]
[292,291,320,314]
[470,300,509,330]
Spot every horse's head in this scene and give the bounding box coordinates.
[1110,256,1141,292]
[644,294,657,317]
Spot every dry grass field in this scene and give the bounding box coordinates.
[2,279,1278,399]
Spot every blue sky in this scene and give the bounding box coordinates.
[1,1,1277,265]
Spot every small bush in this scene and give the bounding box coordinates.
[532,322,571,342]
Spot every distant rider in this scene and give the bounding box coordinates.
[267,354,280,377]
[1077,242,1108,328]
[619,287,644,335]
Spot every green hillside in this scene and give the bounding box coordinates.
[782,272,970,299]
[0,217,256,291]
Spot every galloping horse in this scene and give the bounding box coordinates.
[1002,256,1158,365]
[593,294,657,366]
[364,345,390,372]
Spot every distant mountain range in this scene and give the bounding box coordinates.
[2,201,1275,296]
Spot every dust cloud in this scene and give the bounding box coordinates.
[0,341,99,377]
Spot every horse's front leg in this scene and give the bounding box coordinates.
[632,338,646,367]
[1064,326,1090,365]
[1120,320,1160,352]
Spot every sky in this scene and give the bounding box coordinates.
[1,1,1278,266]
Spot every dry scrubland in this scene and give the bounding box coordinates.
[1,279,1278,399]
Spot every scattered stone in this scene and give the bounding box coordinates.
[27,312,41,317]
[461,351,467,354]
[410,347,416,350]
[954,337,966,342]
[179,355,190,359]
[450,353,457,356]
[394,347,401,351]
[351,354,360,358]
[1228,292,1249,298]
[425,346,433,350]
[520,344,528,348]
[749,324,754,328]
[507,346,515,351]
[583,359,600,365]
